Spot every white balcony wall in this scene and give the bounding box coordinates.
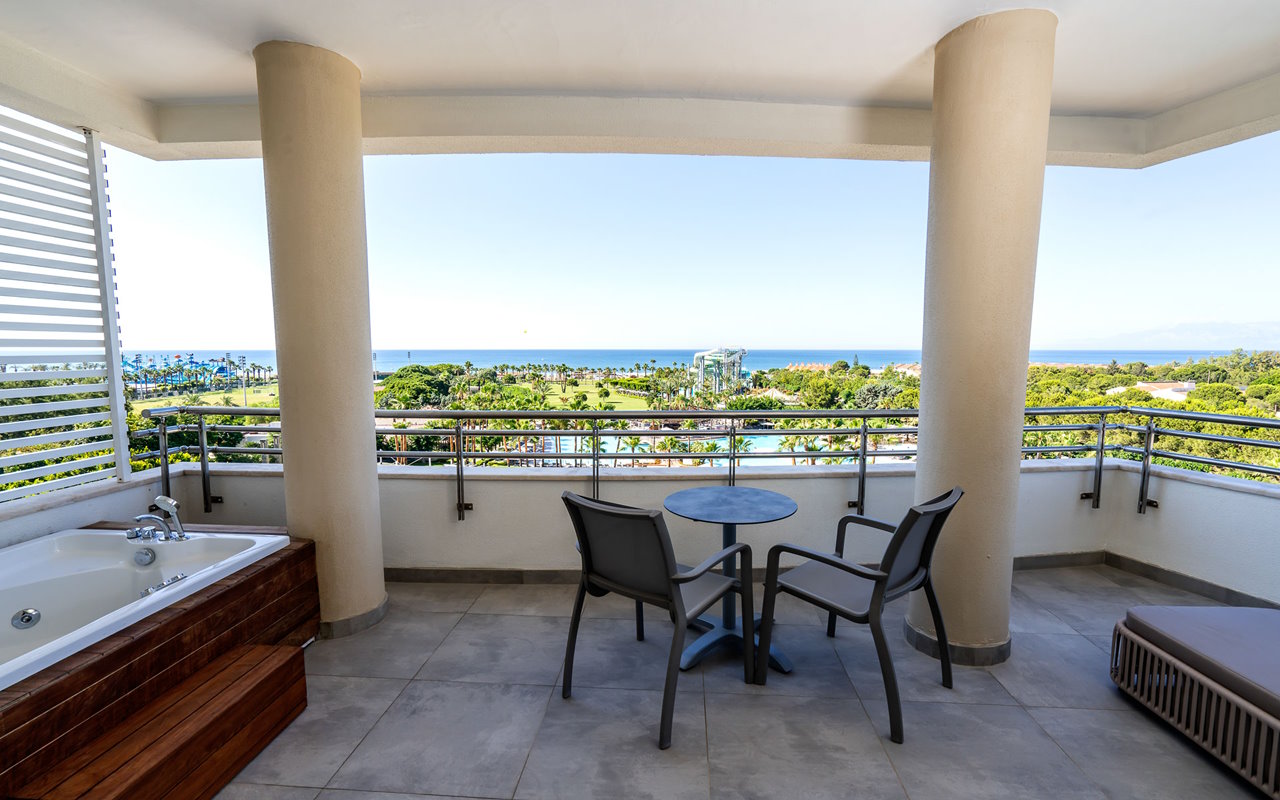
[161,461,1107,570]
[3,459,1276,605]
[0,473,162,549]
[1102,462,1280,604]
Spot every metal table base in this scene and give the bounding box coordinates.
[680,611,794,673]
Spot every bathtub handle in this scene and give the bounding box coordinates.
[141,572,187,598]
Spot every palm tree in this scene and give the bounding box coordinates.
[826,433,852,465]
[779,435,799,466]
[800,435,824,465]
[451,376,469,401]
[658,435,681,467]
[621,435,648,466]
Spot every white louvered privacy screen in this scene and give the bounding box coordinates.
[0,106,129,502]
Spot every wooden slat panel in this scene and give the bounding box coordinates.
[0,440,110,469]
[0,286,98,305]
[17,647,271,798]
[176,685,306,800]
[0,539,315,793]
[0,452,113,484]
[0,381,107,399]
[0,353,104,367]
[0,179,91,212]
[0,395,107,417]
[0,424,113,451]
[0,233,95,259]
[0,321,104,334]
[0,303,100,318]
[0,250,99,275]
[0,216,95,245]
[0,146,88,183]
[78,648,301,800]
[0,198,91,229]
[0,129,89,168]
[0,409,110,434]
[0,467,113,502]
[0,266,97,288]
[0,368,106,382]
[0,114,85,151]
[0,164,91,200]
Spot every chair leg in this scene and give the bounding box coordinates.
[870,610,904,744]
[635,599,645,641]
[659,617,688,749]
[562,580,587,700]
[755,575,778,685]
[924,579,953,689]
[738,548,755,685]
[826,610,837,638]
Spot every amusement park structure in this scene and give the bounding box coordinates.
[693,347,746,393]
[121,353,273,395]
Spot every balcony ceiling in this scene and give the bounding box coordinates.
[1,1,1279,166]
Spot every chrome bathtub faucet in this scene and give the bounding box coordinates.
[152,496,189,541]
[131,514,173,541]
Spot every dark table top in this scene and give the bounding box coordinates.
[663,486,797,526]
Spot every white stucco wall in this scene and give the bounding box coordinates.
[3,458,1276,604]
[157,460,1099,570]
[0,471,163,549]
[1102,462,1280,604]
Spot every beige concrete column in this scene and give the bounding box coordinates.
[905,10,1057,665]
[254,41,386,635]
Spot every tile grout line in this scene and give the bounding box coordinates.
[1020,698,1110,797]
[510,674,559,800]
[831,642,913,799]
[314,599,470,792]
[703,656,712,800]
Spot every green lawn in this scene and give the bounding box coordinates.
[130,378,649,413]
[516,379,651,411]
[130,382,281,411]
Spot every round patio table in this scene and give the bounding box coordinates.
[664,485,797,673]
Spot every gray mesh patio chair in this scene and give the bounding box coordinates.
[754,486,963,744]
[561,491,754,749]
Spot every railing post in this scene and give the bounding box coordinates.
[728,421,736,486]
[591,421,600,499]
[1081,412,1106,509]
[198,415,212,513]
[455,420,467,520]
[854,419,868,515]
[157,417,170,499]
[1137,416,1156,514]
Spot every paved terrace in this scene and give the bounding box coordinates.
[216,566,1256,800]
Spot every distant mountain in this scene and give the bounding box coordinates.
[1048,321,1280,351]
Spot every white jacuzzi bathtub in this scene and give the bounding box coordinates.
[0,528,289,691]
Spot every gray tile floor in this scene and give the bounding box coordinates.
[218,566,1260,800]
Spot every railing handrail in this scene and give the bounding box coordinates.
[1124,404,1280,430]
[133,403,1280,519]
[143,406,922,421]
[142,403,1280,430]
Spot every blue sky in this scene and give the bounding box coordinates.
[107,130,1280,351]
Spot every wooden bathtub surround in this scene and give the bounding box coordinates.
[14,645,306,800]
[0,534,318,797]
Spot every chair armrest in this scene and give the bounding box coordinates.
[768,543,887,583]
[672,542,752,584]
[835,513,896,556]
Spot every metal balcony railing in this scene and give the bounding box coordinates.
[134,405,1280,520]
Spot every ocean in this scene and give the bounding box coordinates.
[123,348,1238,373]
